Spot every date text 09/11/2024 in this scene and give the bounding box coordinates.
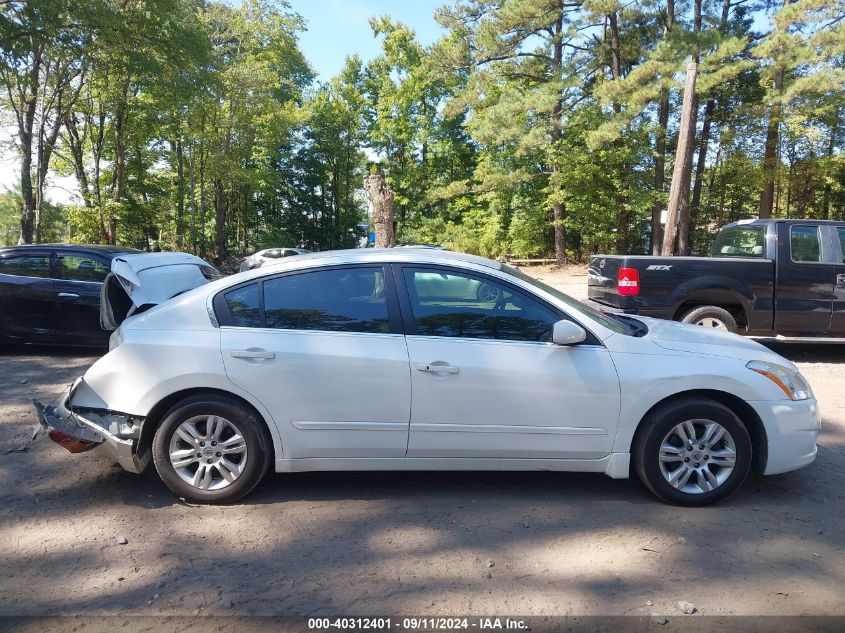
[307,617,528,630]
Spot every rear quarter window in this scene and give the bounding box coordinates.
[223,283,262,327]
[711,226,765,258]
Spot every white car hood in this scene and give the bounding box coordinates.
[635,316,795,367]
[101,252,216,330]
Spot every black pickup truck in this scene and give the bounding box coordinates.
[588,219,845,339]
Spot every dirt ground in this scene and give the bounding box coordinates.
[1,266,843,621]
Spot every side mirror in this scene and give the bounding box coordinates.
[552,320,587,345]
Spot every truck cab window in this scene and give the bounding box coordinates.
[790,226,821,263]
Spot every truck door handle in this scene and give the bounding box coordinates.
[414,362,459,374]
[230,349,275,360]
[57,292,80,299]
[837,274,845,286]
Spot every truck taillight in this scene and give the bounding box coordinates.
[617,267,639,296]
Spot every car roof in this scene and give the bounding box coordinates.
[259,247,503,271]
[0,244,142,256]
[723,219,845,228]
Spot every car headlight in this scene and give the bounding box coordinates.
[746,360,813,400]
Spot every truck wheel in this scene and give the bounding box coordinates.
[633,397,752,506]
[680,305,738,333]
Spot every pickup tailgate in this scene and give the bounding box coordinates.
[587,254,775,331]
[587,255,628,308]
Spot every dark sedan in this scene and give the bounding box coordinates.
[0,244,140,346]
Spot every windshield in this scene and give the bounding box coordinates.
[502,265,638,336]
[711,226,765,258]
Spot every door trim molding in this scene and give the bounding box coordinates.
[292,420,409,431]
[410,422,607,435]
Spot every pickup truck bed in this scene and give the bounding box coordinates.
[587,219,845,338]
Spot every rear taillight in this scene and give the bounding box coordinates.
[48,430,97,454]
[617,267,639,296]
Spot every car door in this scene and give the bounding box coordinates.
[0,250,56,342]
[774,224,836,334]
[54,251,111,345]
[218,264,411,459]
[831,225,845,335]
[395,265,621,459]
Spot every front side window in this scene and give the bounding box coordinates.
[263,267,389,333]
[0,254,51,278]
[403,267,558,342]
[224,283,262,327]
[790,226,821,263]
[838,227,845,263]
[60,255,109,282]
[711,226,765,258]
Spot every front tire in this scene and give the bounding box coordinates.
[152,395,272,504]
[633,397,752,506]
[680,305,738,333]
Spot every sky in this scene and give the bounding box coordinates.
[293,0,446,81]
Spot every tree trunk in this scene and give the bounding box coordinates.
[551,7,565,264]
[759,0,790,219]
[650,0,674,255]
[15,47,42,244]
[174,136,185,250]
[608,10,629,255]
[65,114,92,208]
[214,178,226,261]
[364,173,395,248]
[109,77,130,244]
[651,90,669,255]
[688,98,714,244]
[663,62,698,256]
[822,120,837,219]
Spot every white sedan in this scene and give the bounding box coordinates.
[35,249,820,506]
[239,247,310,272]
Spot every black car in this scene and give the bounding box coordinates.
[587,219,845,339]
[0,244,141,346]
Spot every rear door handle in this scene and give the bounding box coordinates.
[230,349,275,360]
[414,362,459,374]
[837,274,845,286]
[58,292,79,299]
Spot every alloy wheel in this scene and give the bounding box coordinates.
[658,419,737,494]
[168,415,248,491]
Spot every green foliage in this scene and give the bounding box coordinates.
[1,0,842,259]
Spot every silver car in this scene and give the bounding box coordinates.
[239,248,310,272]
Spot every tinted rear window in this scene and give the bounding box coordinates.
[711,226,765,258]
[224,283,262,327]
[263,267,389,333]
[0,254,51,278]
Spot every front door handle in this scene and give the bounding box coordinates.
[414,362,459,375]
[837,274,845,286]
[58,292,80,299]
[230,349,275,360]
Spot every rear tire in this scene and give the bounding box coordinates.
[633,397,752,506]
[152,395,272,504]
[680,305,738,333]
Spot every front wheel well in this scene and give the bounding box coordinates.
[136,388,276,467]
[632,390,768,475]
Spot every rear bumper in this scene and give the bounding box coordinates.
[749,397,821,475]
[33,378,147,474]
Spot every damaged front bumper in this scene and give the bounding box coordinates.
[33,378,148,474]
